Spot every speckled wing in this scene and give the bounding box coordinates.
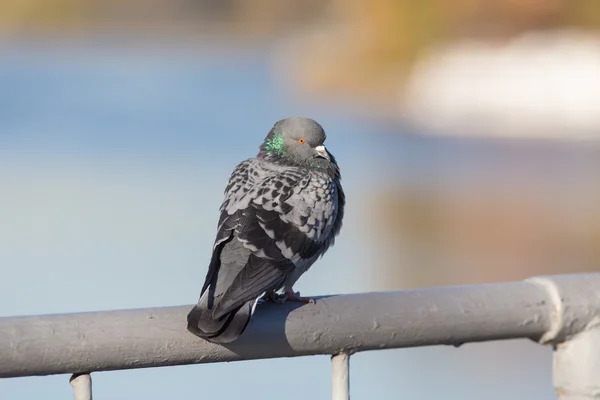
[202,160,341,318]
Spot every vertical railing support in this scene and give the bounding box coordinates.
[527,275,600,400]
[553,328,600,400]
[332,353,350,400]
[70,373,92,400]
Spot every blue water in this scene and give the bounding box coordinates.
[0,41,555,400]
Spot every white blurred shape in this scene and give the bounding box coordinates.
[402,29,600,139]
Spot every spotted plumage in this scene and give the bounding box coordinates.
[187,116,345,343]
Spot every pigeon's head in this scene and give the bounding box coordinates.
[259,117,337,170]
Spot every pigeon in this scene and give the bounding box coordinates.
[187,116,345,343]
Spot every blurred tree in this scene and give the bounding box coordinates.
[0,0,86,33]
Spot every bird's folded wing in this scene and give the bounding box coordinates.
[212,171,330,314]
[207,166,340,318]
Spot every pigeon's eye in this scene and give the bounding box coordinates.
[297,138,306,144]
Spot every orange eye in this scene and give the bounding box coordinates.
[297,138,306,144]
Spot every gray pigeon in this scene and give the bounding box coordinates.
[187,116,345,343]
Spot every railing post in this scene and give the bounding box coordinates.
[554,328,600,399]
[332,353,350,400]
[527,275,600,399]
[554,328,600,400]
[69,373,92,400]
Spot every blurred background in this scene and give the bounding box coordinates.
[1,0,599,399]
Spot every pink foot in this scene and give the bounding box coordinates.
[282,288,315,304]
[265,289,315,304]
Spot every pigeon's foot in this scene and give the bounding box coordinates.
[263,289,315,304]
[283,288,315,304]
[263,291,282,303]
[260,290,285,304]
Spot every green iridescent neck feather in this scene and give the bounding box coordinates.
[263,134,285,157]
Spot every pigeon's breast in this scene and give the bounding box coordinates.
[306,173,339,241]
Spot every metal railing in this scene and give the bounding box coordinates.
[1,273,599,399]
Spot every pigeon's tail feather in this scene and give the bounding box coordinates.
[186,291,260,344]
[187,238,258,343]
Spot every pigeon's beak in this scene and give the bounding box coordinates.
[315,145,330,161]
